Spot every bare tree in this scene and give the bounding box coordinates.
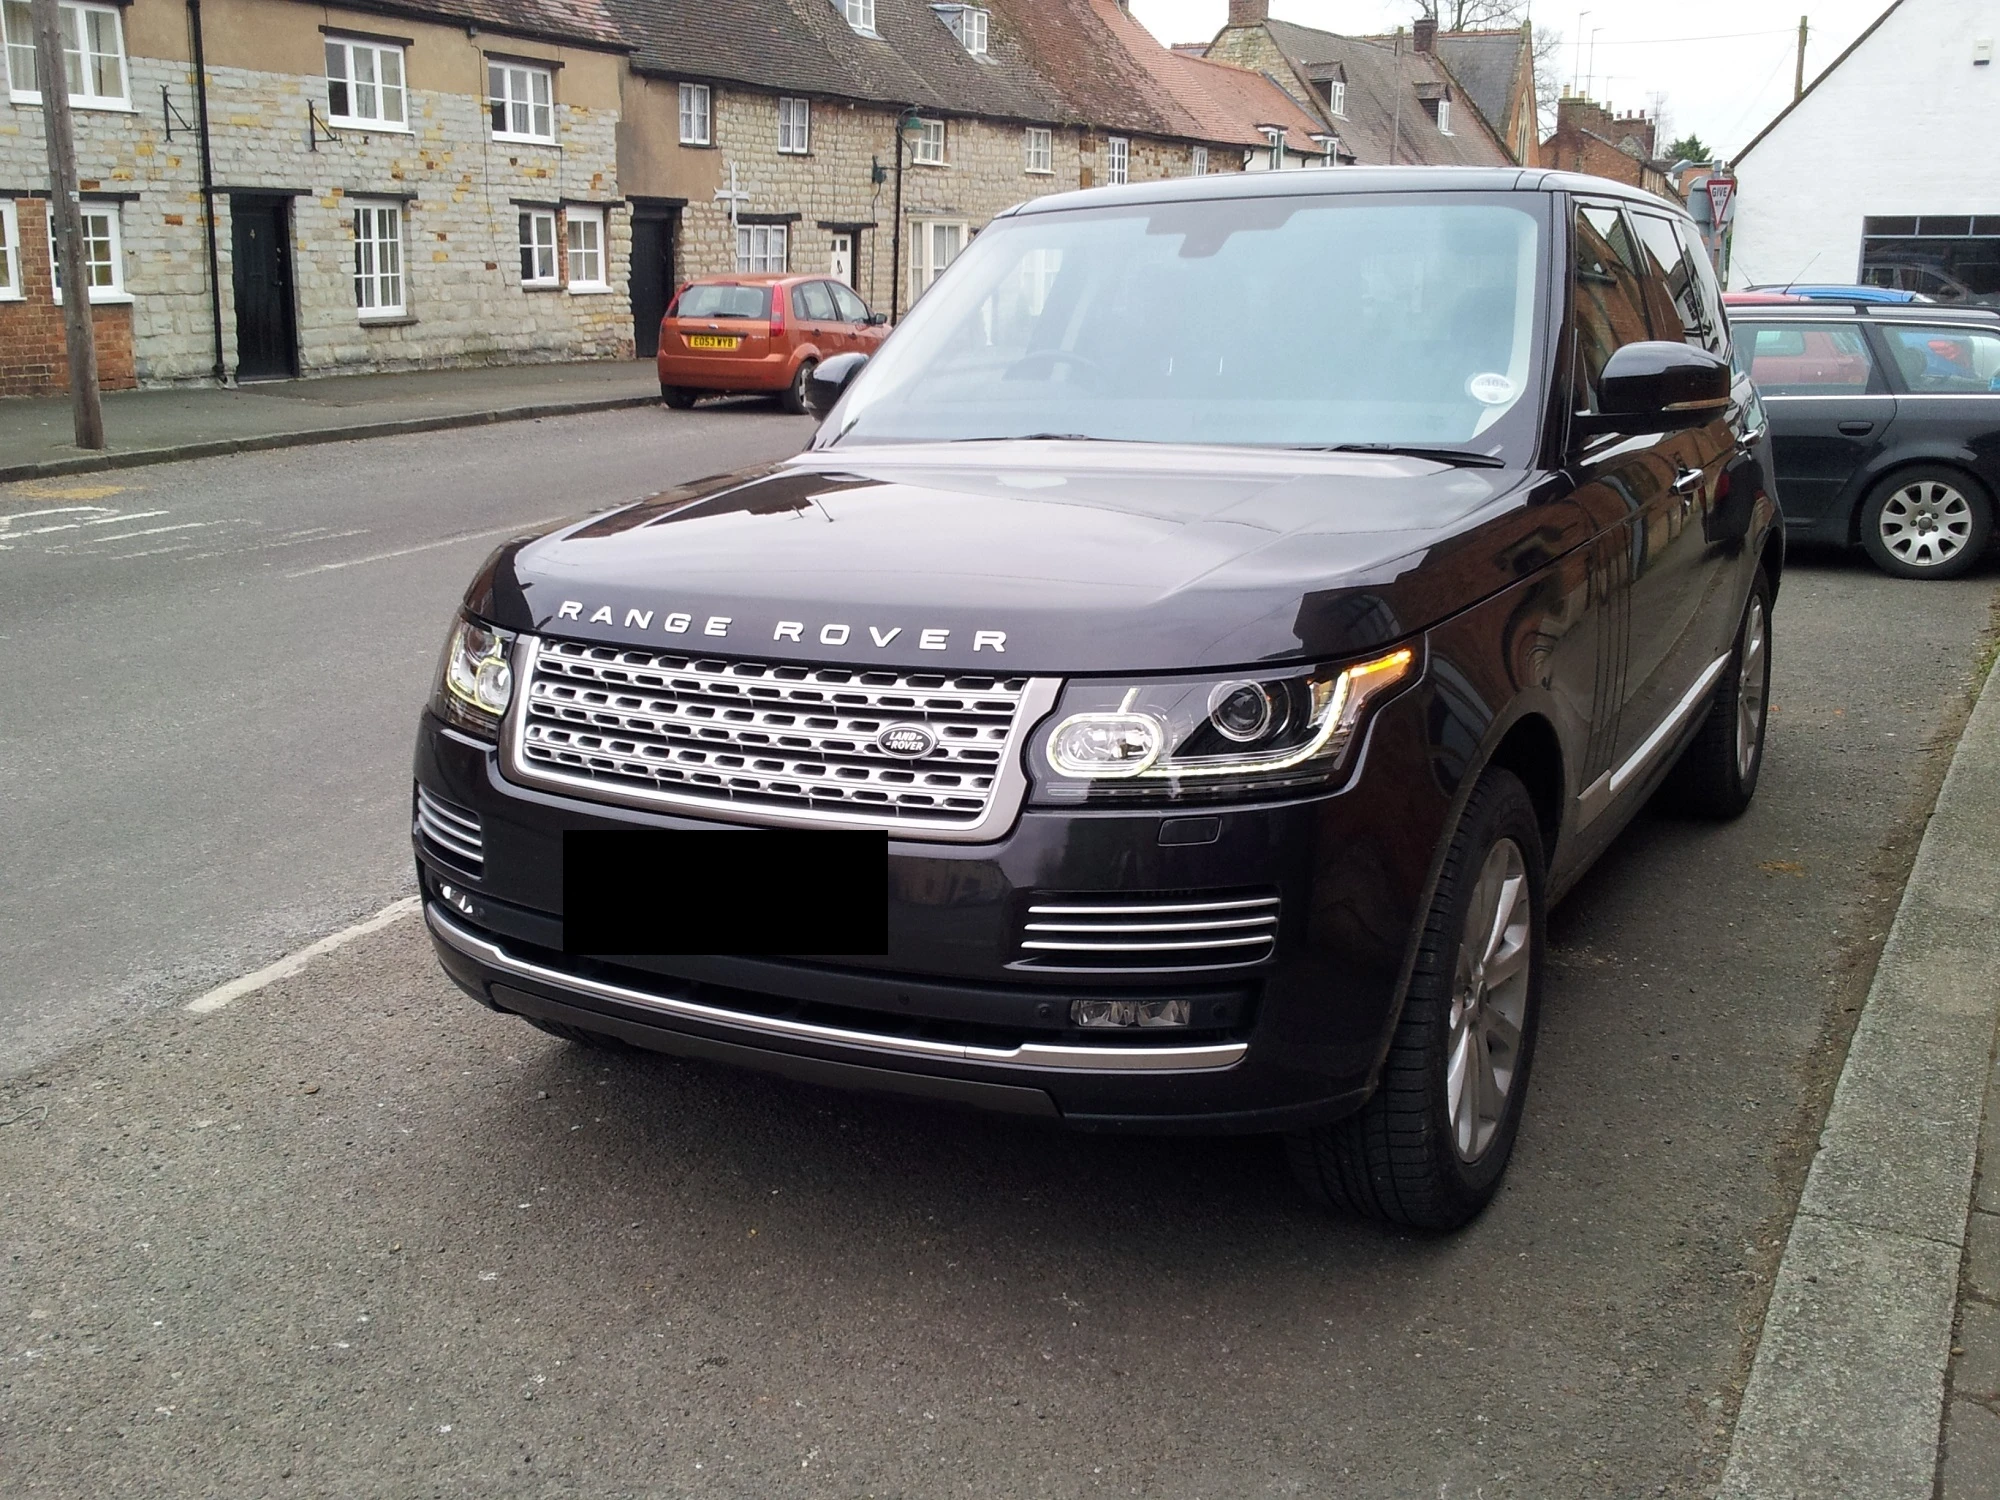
[1418,0,1530,28]
[1532,24,1563,133]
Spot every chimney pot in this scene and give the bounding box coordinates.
[1226,0,1269,24]
[1412,16,1437,50]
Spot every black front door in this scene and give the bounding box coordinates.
[231,196,297,381]
[630,211,677,358]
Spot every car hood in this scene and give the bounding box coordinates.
[467,442,1582,673]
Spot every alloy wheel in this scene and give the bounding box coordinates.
[1447,838,1532,1162]
[1878,479,1974,570]
[1736,595,1768,781]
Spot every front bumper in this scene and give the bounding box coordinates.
[413,679,1447,1132]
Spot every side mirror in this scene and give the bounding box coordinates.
[865,311,889,326]
[1575,341,1732,437]
[805,351,869,420]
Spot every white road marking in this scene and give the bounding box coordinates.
[57,520,232,548]
[282,515,572,579]
[184,897,420,1014]
[182,527,372,562]
[8,509,169,538]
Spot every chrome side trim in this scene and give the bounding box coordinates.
[425,904,1248,1074]
[1576,651,1733,829]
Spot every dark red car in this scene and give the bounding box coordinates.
[657,273,888,413]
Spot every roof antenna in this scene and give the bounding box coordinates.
[1779,250,1821,293]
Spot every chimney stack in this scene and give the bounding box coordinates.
[1226,0,1269,25]
[1412,15,1437,51]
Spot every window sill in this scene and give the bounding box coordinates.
[492,132,558,147]
[0,290,22,302]
[1024,167,1054,176]
[567,283,612,295]
[358,312,415,325]
[912,160,949,169]
[54,291,135,306]
[778,148,811,157]
[328,119,412,134]
[10,93,135,112]
[522,280,561,292]
[679,139,715,149]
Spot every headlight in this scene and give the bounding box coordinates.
[433,614,515,736]
[1030,646,1416,804]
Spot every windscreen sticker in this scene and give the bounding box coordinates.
[1467,372,1516,406]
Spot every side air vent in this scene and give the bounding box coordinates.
[415,784,484,872]
[1013,890,1280,973]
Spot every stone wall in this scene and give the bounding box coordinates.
[0,0,629,392]
[649,85,1219,316]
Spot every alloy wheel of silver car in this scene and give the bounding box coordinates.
[1447,837,1533,1163]
[1877,479,1975,570]
[1736,594,1768,781]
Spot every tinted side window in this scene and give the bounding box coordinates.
[1743,321,1876,396]
[830,282,869,322]
[1572,203,1653,412]
[794,280,836,320]
[1630,211,1722,355]
[1878,324,2000,392]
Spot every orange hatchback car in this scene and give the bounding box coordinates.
[657,274,889,413]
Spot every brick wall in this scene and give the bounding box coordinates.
[0,197,137,396]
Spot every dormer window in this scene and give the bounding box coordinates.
[841,0,876,36]
[933,4,988,56]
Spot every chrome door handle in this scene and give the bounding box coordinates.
[1672,466,1705,495]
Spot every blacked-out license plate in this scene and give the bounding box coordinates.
[561,830,887,955]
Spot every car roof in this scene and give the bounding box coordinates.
[1002,165,1694,224]
[679,273,809,286]
[1728,302,2000,325]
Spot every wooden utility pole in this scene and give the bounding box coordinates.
[1795,15,1809,99]
[30,0,105,449]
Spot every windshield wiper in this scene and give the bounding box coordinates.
[946,432,1109,443]
[1293,443,1507,469]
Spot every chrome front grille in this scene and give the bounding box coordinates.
[415,784,484,871]
[1014,891,1281,972]
[507,636,1057,838]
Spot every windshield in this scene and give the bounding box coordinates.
[829,191,1548,457]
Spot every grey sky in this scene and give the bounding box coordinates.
[1127,0,1891,156]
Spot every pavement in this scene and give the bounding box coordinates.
[0,360,666,482]
[1719,644,2000,1500]
[3,402,1999,1498]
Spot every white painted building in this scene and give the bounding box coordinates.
[1728,0,2000,303]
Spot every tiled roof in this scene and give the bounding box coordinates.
[982,0,1203,136]
[1431,28,1528,139]
[604,0,1065,122]
[339,0,627,48]
[1153,48,1330,150]
[1262,20,1513,166]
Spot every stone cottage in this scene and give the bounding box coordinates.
[0,0,630,394]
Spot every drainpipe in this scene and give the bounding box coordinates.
[889,112,908,324]
[187,0,225,383]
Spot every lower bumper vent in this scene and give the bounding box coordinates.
[415,784,484,872]
[1013,890,1280,973]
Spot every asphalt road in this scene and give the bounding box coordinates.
[0,403,812,1073]
[1,418,1997,1497]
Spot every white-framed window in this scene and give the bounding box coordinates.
[1105,135,1128,185]
[324,36,405,130]
[778,95,810,154]
[1024,126,1052,174]
[48,203,123,302]
[488,61,554,143]
[1328,80,1346,117]
[912,117,946,166]
[518,208,557,286]
[1437,98,1452,135]
[842,0,875,35]
[3,0,128,107]
[909,218,965,297]
[678,82,711,145]
[352,201,404,317]
[0,200,19,300]
[737,222,787,273]
[937,4,987,55]
[1189,145,1207,176]
[565,207,606,290]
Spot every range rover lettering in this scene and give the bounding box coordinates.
[415,168,1781,1230]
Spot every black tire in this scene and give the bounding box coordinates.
[1665,570,1773,819]
[523,1016,627,1051]
[1857,466,1992,579]
[661,384,698,410]
[781,358,817,415]
[1287,767,1546,1230]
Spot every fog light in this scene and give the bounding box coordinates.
[1071,998,1193,1029]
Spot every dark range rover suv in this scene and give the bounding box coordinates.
[415,168,1781,1229]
